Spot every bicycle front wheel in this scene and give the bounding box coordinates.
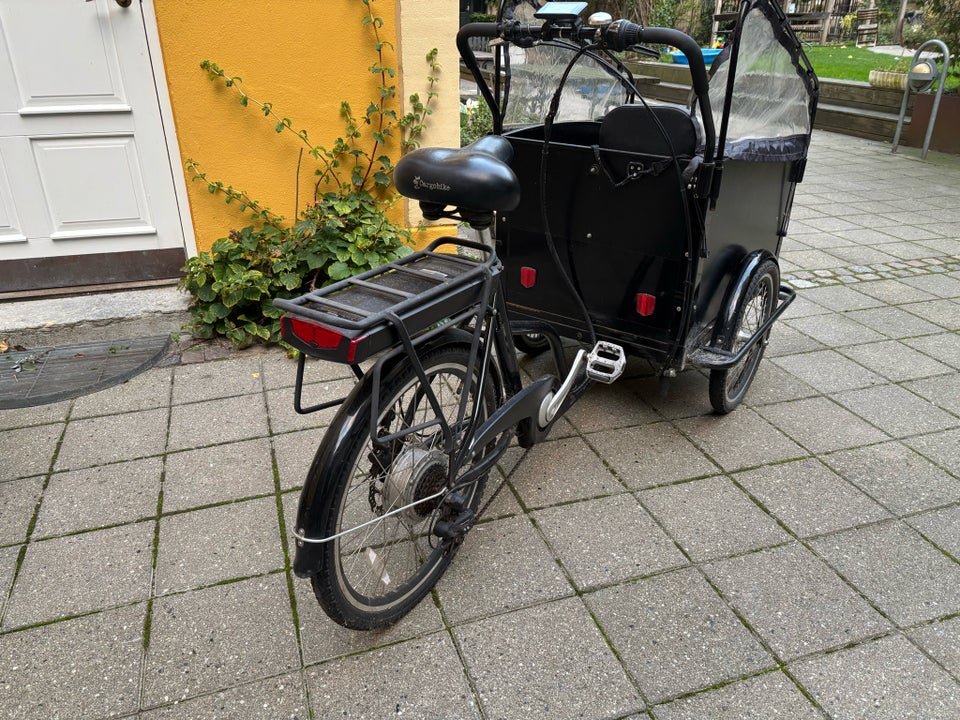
[306,342,500,629]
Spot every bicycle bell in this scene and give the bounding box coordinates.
[587,12,613,28]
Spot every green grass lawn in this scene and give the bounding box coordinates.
[801,44,958,91]
[802,44,910,81]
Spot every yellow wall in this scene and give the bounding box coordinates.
[152,0,459,253]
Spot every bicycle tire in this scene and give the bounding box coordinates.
[709,259,778,414]
[306,342,501,629]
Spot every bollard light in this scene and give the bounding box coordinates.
[908,58,939,93]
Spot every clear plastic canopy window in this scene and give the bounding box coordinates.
[709,6,812,161]
[502,44,630,128]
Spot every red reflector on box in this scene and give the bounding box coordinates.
[520,266,537,288]
[636,293,656,316]
[287,316,343,349]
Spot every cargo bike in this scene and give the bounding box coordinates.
[274,0,819,629]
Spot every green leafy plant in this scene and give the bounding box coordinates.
[460,98,494,146]
[179,0,438,347]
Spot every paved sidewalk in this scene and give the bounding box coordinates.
[2,131,960,719]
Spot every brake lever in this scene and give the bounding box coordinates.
[630,44,662,60]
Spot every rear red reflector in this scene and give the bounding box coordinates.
[636,293,656,316]
[520,266,537,288]
[286,316,344,349]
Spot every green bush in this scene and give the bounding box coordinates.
[179,0,436,348]
[460,99,494,146]
[180,191,412,346]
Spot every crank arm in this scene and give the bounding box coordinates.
[466,376,556,456]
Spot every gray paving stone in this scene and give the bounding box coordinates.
[626,369,714,419]
[823,244,898,266]
[742,360,819,407]
[833,383,960,438]
[163,438,275,512]
[564,379,658,433]
[844,306,945,339]
[875,241,941,260]
[824,442,960,515]
[790,635,960,720]
[783,314,886,347]
[33,458,161,538]
[901,299,960,331]
[639,477,789,562]
[676,409,807,472]
[785,292,833,318]
[839,339,954,382]
[0,544,19,614]
[155,497,283,594]
[0,476,42,546]
[533,494,686,590]
[587,568,774,702]
[758,397,889,454]
[589,422,719,490]
[651,671,823,720]
[852,278,939,305]
[906,372,960,417]
[171,355,265,404]
[56,407,168,470]
[260,352,352,391]
[140,673,308,719]
[907,428,960,476]
[455,597,642,719]
[167,395,268,451]
[263,380,353,434]
[810,521,960,626]
[71,365,173,418]
[0,604,145,720]
[764,323,827,357]
[904,332,960,370]
[909,616,960,679]
[271,429,319,490]
[143,575,299,705]
[306,632,479,720]
[908,505,960,559]
[900,272,960,298]
[509,436,620,508]
[435,515,571,623]
[771,349,886,394]
[0,400,71,430]
[736,458,889,537]
[705,543,891,660]
[779,248,845,270]
[0,423,61,481]
[3,521,153,628]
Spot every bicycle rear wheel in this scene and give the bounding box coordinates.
[305,342,500,629]
[709,259,778,414]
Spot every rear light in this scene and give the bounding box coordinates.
[520,266,537,288]
[285,316,344,349]
[282,316,364,363]
[636,293,656,316]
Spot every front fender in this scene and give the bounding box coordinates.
[712,250,778,347]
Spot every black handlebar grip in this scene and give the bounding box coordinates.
[604,19,642,52]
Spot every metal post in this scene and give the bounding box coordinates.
[891,39,951,160]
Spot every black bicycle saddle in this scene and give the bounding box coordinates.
[395,135,521,213]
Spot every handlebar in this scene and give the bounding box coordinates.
[457,19,716,165]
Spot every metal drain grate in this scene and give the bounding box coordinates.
[0,335,170,409]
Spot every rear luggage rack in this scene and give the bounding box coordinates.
[275,239,494,364]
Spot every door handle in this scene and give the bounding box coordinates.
[86,0,133,7]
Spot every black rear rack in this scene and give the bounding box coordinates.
[275,238,495,363]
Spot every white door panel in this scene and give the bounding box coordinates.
[0,0,185,290]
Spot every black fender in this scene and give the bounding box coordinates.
[291,327,483,577]
[711,250,779,348]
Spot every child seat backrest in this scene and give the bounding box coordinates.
[599,104,700,159]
